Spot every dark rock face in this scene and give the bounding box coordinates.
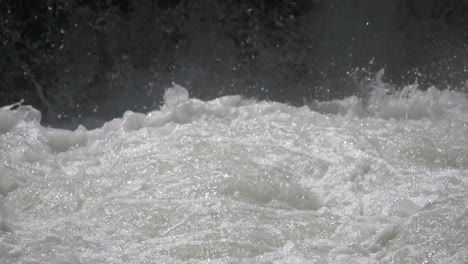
[1,0,467,128]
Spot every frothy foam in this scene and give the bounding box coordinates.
[0,82,467,263]
[312,85,468,123]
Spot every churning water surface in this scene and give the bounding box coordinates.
[0,83,467,263]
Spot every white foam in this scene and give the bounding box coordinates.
[389,199,421,217]
[0,168,19,196]
[312,80,468,123]
[45,126,88,152]
[0,103,41,134]
[0,83,467,263]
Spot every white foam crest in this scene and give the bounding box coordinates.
[2,83,467,166]
[44,126,88,153]
[0,102,41,134]
[312,83,468,123]
[91,84,255,137]
[366,85,468,122]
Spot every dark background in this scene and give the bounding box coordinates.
[1,0,467,128]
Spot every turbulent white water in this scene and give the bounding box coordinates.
[1,83,468,263]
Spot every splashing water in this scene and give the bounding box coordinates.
[1,82,467,263]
